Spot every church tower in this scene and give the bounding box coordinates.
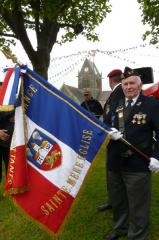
[78,58,102,98]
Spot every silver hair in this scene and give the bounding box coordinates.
[135,75,142,85]
[122,75,142,85]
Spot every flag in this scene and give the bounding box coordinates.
[0,66,20,111]
[5,66,110,234]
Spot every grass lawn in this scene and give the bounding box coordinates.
[0,148,159,240]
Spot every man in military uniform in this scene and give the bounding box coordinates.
[97,69,125,212]
[81,91,103,119]
[104,67,159,240]
[103,69,124,121]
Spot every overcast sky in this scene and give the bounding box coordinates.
[53,0,145,53]
[48,0,159,90]
[4,0,159,90]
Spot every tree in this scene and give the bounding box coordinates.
[137,0,159,45]
[0,0,111,80]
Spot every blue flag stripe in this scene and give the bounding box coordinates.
[21,67,110,162]
[9,67,21,104]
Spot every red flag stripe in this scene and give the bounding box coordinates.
[5,145,29,195]
[0,68,14,104]
[13,165,74,233]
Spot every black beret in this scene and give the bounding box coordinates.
[122,67,140,79]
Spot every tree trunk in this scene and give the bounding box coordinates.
[2,7,59,80]
[30,48,50,80]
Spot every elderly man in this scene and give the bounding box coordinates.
[104,67,159,240]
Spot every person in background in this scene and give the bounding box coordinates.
[103,69,124,120]
[104,67,159,240]
[81,90,103,119]
[97,69,124,212]
[0,110,14,183]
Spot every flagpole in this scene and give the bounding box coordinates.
[105,128,150,161]
[120,137,150,161]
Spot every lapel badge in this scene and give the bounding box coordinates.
[118,111,123,118]
[116,107,124,118]
[136,101,142,106]
[116,106,124,118]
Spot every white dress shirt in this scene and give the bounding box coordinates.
[125,95,139,107]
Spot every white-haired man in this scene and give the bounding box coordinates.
[104,67,159,240]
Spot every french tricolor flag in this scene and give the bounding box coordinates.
[0,67,20,109]
[5,67,110,235]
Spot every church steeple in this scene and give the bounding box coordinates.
[78,58,102,98]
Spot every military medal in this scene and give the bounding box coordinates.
[132,118,136,124]
[137,114,142,124]
[142,114,146,124]
[132,114,137,124]
[134,113,147,125]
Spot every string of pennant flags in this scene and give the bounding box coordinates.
[49,43,159,64]
[48,44,159,86]
[1,44,159,86]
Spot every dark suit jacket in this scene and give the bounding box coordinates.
[103,84,124,125]
[105,93,159,172]
[81,98,103,118]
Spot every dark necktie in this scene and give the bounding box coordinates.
[124,99,133,120]
[126,99,133,109]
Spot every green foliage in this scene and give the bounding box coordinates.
[1,148,159,239]
[137,0,159,45]
[0,0,111,78]
[0,0,111,52]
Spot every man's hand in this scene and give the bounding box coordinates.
[149,157,159,173]
[109,127,123,141]
[0,129,10,141]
